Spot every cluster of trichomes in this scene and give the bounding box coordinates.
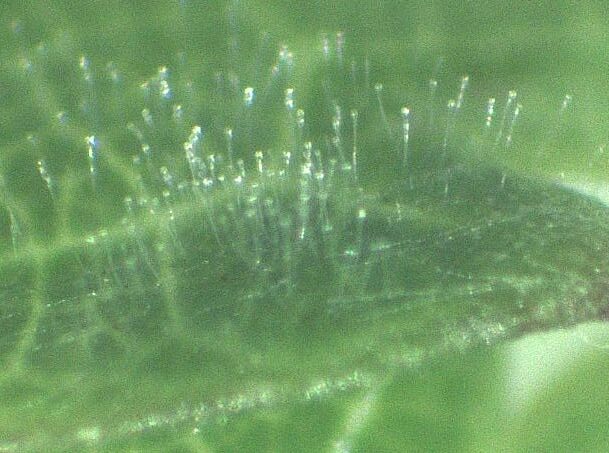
[1,23,609,450]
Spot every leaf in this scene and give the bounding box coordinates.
[351,322,609,453]
[1,2,609,451]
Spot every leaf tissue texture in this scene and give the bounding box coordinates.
[0,6,609,451]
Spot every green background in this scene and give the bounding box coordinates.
[1,1,609,451]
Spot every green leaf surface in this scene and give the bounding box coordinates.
[352,322,609,453]
[1,1,609,451]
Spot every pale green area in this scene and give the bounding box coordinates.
[1,1,609,451]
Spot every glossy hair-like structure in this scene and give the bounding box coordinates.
[1,23,609,451]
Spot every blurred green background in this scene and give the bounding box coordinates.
[1,1,609,451]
